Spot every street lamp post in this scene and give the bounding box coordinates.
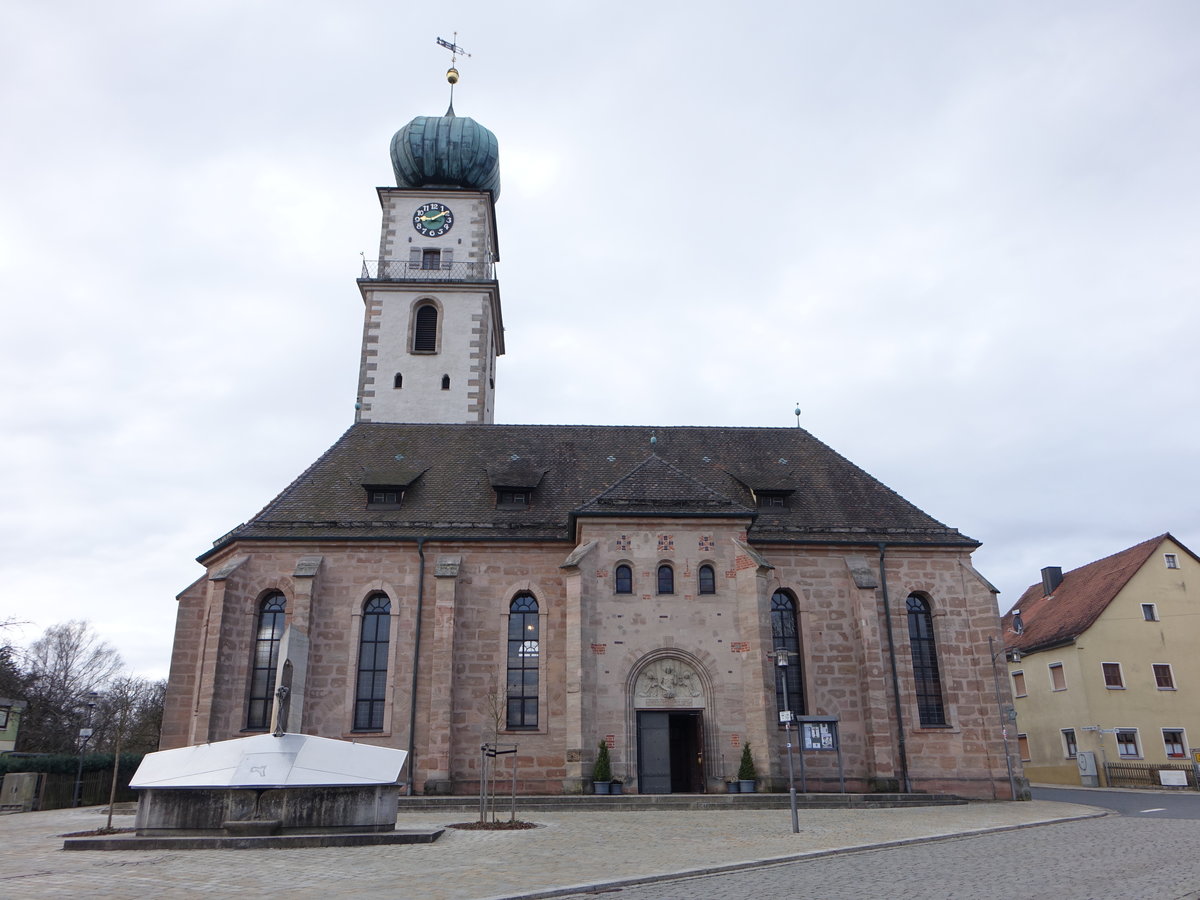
[72,692,99,808]
[776,653,800,834]
[988,622,1024,801]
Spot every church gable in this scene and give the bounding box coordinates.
[575,453,749,517]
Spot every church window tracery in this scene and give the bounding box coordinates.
[906,593,946,726]
[771,590,805,717]
[247,592,287,730]
[657,564,674,595]
[614,564,633,594]
[353,593,391,731]
[506,593,539,729]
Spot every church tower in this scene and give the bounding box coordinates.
[355,69,503,424]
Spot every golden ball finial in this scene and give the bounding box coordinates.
[446,67,459,85]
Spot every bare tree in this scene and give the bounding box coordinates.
[18,620,124,753]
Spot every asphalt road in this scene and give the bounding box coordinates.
[553,792,1200,900]
[1032,785,1200,819]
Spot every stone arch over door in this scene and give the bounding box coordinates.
[626,650,715,793]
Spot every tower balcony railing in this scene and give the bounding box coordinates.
[359,258,495,282]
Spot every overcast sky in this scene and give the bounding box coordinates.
[2,1,1197,679]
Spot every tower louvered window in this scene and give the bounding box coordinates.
[247,592,287,730]
[906,594,946,726]
[413,304,438,352]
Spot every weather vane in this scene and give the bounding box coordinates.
[437,34,471,110]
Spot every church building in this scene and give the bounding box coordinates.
[159,73,1016,799]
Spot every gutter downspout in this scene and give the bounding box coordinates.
[878,542,912,793]
[407,537,427,796]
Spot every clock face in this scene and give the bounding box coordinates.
[413,202,454,237]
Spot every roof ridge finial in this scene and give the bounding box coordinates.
[437,33,471,117]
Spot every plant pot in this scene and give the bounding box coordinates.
[610,782,623,795]
[738,779,756,793]
[592,781,611,795]
[726,782,739,793]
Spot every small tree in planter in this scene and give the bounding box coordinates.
[592,740,613,795]
[737,742,757,793]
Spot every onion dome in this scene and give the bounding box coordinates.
[390,109,501,199]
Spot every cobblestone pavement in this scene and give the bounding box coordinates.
[556,815,1200,900]
[0,801,1100,900]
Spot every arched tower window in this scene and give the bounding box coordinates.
[506,593,539,729]
[441,374,451,390]
[771,590,805,717]
[698,564,716,595]
[353,593,391,731]
[657,564,674,595]
[906,593,946,726]
[413,303,438,352]
[247,592,287,730]
[614,564,633,594]
[393,372,403,389]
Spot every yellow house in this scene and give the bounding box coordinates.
[1002,534,1199,787]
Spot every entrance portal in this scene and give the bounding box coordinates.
[637,710,704,793]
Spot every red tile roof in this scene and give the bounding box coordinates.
[1003,534,1171,652]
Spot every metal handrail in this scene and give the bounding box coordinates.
[360,259,495,282]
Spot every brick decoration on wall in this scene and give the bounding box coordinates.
[657,534,674,552]
[698,535,714,552]
[734,555,755,571]
[615,534,631,551]
[730,641,750,653]
[731,734,741,748]
[591,643,606,654]
[605,734,616,749]
[595,568,608,579]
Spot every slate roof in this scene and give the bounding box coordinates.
[203,423,976,559]
[1002,534,1181,653]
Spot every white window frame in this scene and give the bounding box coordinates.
[1142,603,1158,621]
[1101,661,1125,689]
[1116,728,1141,759]
[1061,728,1078,759]
[1152,663,1176,690]
[1048,662,1067,691]
[1164,553,1179,569]
[1162,728,1187,760]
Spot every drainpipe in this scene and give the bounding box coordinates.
[878,542,912,793]
[406,537,428,796]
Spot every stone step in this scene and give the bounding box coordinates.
[396,792,967,813]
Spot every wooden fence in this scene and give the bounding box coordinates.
[1104,761,1198,790]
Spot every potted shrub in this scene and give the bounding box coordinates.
[737,742,757,793]
[725,776,739,794]
[592,740,612,795]
[609,776,623,796]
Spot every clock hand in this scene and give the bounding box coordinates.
[418,210,448,222]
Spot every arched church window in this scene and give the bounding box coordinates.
[506,593,539,729]
[441,374,451,390]
[413,304,438,352]
[906,593,946,726]
[393,373,403,389]
[247,592,287,730]
[698,564,716,594]
[657,564,674,595]
[614,564,633,594]
[353,593,391,731]
[771,589,805,717]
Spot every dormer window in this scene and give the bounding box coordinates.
[496,489,531,509]
[756,491,789,508]
[366,487,404,509]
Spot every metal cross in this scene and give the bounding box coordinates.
[437,34,471,68]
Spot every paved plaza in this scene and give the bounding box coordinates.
[0,799,1103,899]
